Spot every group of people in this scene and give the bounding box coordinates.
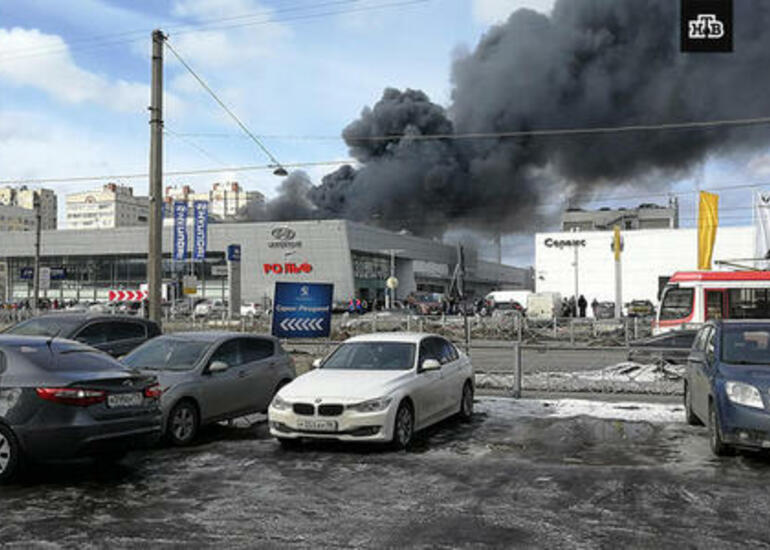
[560,295,601,318]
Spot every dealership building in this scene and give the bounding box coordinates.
[535,225,756,305]
[0,220,530,305]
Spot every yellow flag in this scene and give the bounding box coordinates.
[697,191,719,270]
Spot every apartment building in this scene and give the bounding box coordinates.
[66,183,149,229]
[163,182,265,221]
[0,186,57,229]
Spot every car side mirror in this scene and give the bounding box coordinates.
[421,359,441,372]
[312,358,323,369]
[209,360,229,373]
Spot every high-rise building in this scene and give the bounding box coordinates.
[163,182,265,221]
[66,183,149,230]
[0,186,57,229]
[0,204,36,232]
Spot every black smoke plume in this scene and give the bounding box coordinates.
[260,0,770,236]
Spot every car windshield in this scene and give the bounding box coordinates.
[5,317,79,337]
[122,337,211,371]
[721,326,770,365]
[322,342,416,371]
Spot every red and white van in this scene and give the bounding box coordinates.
[654,271,770,334]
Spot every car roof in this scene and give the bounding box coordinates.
[32,313,155,324]
[158,331,278,342]
[711,319,770,326]
[345,332,437,344]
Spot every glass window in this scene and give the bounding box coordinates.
[122,337,210,371]
[418,338,443,364]
[75,322,112,345]
[436,338,458,364]
[5,317,80,337]
[110,322,146,341]
[239,338,274,362]
[727,289,770,319]
[210,339,241,367]
[705,291,725,320]
[323,342,415,371]
[659,288,694,320]
[722,326,770,365]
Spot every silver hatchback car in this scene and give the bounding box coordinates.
[121,332,295,445]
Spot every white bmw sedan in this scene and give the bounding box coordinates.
[268,333,474,449]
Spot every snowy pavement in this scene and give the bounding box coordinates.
[2,396,770,548]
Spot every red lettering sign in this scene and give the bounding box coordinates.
[263,263,313,275]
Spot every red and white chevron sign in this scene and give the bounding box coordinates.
[279,317,324,332]
[108,290,148,302]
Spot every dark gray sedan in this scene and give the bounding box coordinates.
[120,332,295,445]
[5,313,161,357]
[0,335,162,483]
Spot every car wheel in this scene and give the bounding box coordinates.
[0,424,21,484]
[684,381,702,426]
[459,382,474,422]
[709,402,732,457]
[167,401,199,446]
[277,437,301,450]
[391,401,414,450]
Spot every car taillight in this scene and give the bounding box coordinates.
[144,384,163,399]
[36,387,106,406]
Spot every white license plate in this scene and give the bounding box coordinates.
[296,419,337,432]
[107,392,144,408]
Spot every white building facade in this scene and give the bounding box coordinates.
[535,226,756,306]
[0,204,35,232]
[67,183,149,229]
[163,182,265,222]
[0,186,57,230]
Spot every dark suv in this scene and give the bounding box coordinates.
[5,314,161,357]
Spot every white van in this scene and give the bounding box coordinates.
[526,292,562,320]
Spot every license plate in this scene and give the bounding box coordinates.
[107,392,144,408]
[296,419,337,432]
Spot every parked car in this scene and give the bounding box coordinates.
[5,314,161,357]
[268,332,474,449]
[594,301,616,320]
[685,320,770,456]
[626,299,656,317]
[407,293,445,315]
[194,299,228,318]
[121,332,295,445]
[0,335,162,483]
[240,302,265,317]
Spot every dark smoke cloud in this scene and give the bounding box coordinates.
[238,171,316,221]
[259,0,770,236]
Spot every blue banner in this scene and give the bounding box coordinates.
[272,282,333,339]
[192,201,208,261]
[173,201,188,261]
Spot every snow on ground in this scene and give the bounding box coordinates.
[477,396,684,424]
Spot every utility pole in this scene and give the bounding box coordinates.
[148,29,164,323]
[31,193,41,314]
[613,225,623,318]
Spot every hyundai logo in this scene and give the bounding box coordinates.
[271,227,296,241]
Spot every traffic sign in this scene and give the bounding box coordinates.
[39,267,51,291]
[272,282,333,339]
[183,275,198,295]
[108,290,148,302]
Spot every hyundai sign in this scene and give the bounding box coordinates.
[173,201,188,261]
[272,282,333,339]
[192,200,208,261]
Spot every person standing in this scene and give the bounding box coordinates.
[578,295,587,318]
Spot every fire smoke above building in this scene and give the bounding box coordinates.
[258,0,770,237]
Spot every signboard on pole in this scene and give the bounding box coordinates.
[173,201,188,261]
[272,282,333,339]
[227,244,241,262]
[192,201,208,261]
[182,275,198,295]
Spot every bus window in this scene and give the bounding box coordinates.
[659,288,694,320]
[705,290,725,320]
[727,289,770,319]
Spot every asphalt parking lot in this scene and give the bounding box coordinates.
[2,396,770,549]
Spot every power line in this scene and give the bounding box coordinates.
[0,0,427,64]
[164,128,228,167]
[171,114,770,143]
[164,38,288,174]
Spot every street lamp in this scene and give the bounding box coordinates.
[378,248,404,310]
[272,166,288,177]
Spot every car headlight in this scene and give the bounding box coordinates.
[271,395,290,410]
[347,397,392,413]
[725,381,764,409]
